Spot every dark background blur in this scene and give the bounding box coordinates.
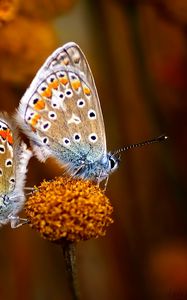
[0,0,187,299]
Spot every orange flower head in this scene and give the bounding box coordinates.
[25,177,113,242]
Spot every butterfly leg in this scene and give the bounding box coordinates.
[70,164,85,178]
[98,176,109,192]
[8,215,29,228]
[65,163,86,182]
[24,187,37,196]
[24,187,36,191]
[103,176,109,191]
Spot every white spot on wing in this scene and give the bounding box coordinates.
[51,89,66,111]
[68,114,81,125]
[62,137,71,147]
[30,94,40,107]
[42,137,49,145]
[77,98,85,108]
[47,74,56,84]
[0,121,7,130]
[38,82,48,94]
[5,159,12,167]
[73,133,81,142]
[42,122,51,131]
[88,109,96,120]
[65,89,73,98]
[48,111,57,120]
[88,133,98,143]
[69,72,78,80]
[0,145,5,153]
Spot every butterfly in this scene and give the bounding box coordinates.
[16,42,121,184]
[16,42,167,185]
[0,113,32,227]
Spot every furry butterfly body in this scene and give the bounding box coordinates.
[17,42,119,183]
[0,113,32,227]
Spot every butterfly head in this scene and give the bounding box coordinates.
[108,152,120,174]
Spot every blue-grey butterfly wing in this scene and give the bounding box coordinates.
[17,42,107,171]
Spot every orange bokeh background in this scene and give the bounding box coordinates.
[0,1,187,299]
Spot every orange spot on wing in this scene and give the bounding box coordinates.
[7,129,13,144]
[34,100,45,110]
[41,87,52,98]
[83,86,91,95]
[49,80,59,90]
[62,58,69,65]
[60,77,68,85]
[72,80,81,90]
[0,130,7,140]
[31,127,36,132]
[0,129,13,144]
[30,114,41,127]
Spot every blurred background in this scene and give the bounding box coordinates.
[0,0,187,299]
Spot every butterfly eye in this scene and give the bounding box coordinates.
[109,155,119,172]
[109,157,116,169]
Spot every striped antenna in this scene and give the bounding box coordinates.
[114,135,168,155]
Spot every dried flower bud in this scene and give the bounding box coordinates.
[19,0,77,20]
[0,16,57,85]
[25,177,113,242]
[0,0,19,22]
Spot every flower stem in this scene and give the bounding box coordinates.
[61,240,80,300]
